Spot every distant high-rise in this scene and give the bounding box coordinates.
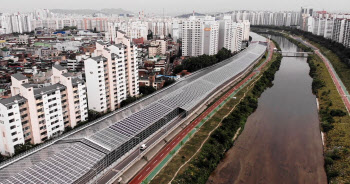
[182,16,220,57]
[300,7,313,31]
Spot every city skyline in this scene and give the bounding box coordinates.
[1,0,350,15]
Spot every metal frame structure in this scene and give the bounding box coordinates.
[0,33,267,184]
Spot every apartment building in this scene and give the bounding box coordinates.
[0,70,88,156]
[203,17,219,56]
[324,19,334,39]
[85,31,139,113]
[343,20,350,48]
[0,95,27,156]
[218,16,234,52]
[182,16,220,57]
[148,40,167,57]
[231,22,244,52]
[51,65,88,128]
[182,16,205,57]
[115,31,139,97]
[332,19,346,43]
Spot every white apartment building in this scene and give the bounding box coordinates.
[343,20,350,48]
[203,17,219,56]
[218,16,245,53]
[242,20,251,41]
[115,31,139,97]
[219,16,234,51]
[84,56,111,113]
[171,20,182,41]
[85,31,139,113]
[231,22,244,52]
[182,16,205,56]
[51,65,88,128]
[0,96,27,156]
[182,16,219,57]
[182,16,246,56]
[0,70,88,156]
[332,19,346,43]
[324,19,335,39]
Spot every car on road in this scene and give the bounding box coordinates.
[140,144,147,150]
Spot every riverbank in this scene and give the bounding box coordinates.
[166,52,283,183]
[255,27,350,183]
[207,35,326,184]
[307,54,350,183]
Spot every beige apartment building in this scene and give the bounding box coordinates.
[0,66,88,156]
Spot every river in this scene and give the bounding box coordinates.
[207,36,327,184]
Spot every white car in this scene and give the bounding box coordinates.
[140,144,147,150]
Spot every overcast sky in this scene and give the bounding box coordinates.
[1,0,350,15]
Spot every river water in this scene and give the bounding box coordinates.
[207,36,327,184]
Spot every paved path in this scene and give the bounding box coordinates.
[291,35,350,114]
[128,40,275,184]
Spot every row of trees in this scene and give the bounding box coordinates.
[173,48,234,75]
[173,54,283,184]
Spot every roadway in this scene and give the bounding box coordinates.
[128,40,275,184]
[0,40,256,181]
[96,115,185,184]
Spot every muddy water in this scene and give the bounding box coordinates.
[207,36,327,184]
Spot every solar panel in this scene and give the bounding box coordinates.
[1,33,267,184]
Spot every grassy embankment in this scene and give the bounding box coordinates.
[150,51,282,184]
[265,28,350,183]
[308,53,350,183]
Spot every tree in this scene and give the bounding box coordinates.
[139,86,156,96]
[14,142,35,155]
[173,65,184,75]
[88,110,103,121]
[216,48,232,62]
[0,154,4,162]
[330,109,346,117]
[163,79,175,88]
[120,96,138,107]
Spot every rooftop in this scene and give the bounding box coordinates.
[11,73,27,81]
[33,83,66,96]
[53,65,66,71]
[0,95,26,108]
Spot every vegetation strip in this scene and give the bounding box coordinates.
[167,53,281,184]
[253,26,350,183]
[149,53,272,184]
[146,50,279,184]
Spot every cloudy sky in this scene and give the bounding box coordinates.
[1,0,350,15]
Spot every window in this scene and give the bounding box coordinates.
[8,112,14,116]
